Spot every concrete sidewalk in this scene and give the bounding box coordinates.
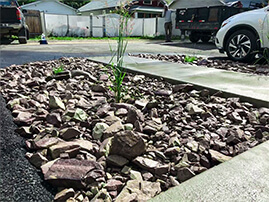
[89,55,269,107]
[89,55,269,202]
[151,140,269,202]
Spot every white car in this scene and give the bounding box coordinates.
[215,6,269,62]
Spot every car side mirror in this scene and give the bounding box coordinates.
[22,9,27,14]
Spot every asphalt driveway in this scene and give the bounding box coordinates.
[0,39,223,68]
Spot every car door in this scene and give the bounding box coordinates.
[262,7,269,47]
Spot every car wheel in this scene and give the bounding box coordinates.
[189,32,200,43]
[18,28,27,44]
[201,35,211,43]
[226,30,257,62]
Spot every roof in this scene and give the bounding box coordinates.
[78,0,128,12]
[169,0,225,9]
[130,5,164,14]
[21,0,76,11]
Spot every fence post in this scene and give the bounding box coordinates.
[142,18,145,37]
[155,16,158,37]
[41,11,47,36]
[66,15,69,37]
[90,13,93,37]
[103,15,106,37]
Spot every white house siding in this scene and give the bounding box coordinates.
[21,0,77,15]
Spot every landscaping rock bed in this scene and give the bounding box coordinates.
[129,53,269,76]
[0,57,269,202]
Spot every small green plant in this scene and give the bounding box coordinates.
[53,64,64,74]
[107,0,133,103]
[255,36,269,65]
[184,55,197,63]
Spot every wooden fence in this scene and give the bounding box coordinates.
[24,10,43,37]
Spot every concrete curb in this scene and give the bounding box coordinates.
[87,57,269,108]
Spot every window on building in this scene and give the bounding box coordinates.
[143,0,152,5]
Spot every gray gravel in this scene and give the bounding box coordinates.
[0,95,56,202]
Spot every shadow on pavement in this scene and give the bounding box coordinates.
[161,41,216,51]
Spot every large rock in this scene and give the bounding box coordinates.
[115,180,161,202]
[110,131,146,160]
[44,159,103,188]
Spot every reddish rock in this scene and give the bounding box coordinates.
[46,113,62,127]
[44,159,103,188]
[14,111,34,126]
[106,179,123,191]
[26,152,48,168]
[49,141,80,159]
[110,131,146,160]
[34,137,60,149]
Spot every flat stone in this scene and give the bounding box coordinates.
[103,121,124,139]
[34,137,60,149]
[133,156,160,173]
[116,180,161,202]
[209,149,232,163]
[44,159,103,188]
[48,141,80,159]
[60,127,81,140]
[106,179,123,191]
[107,155,129,167]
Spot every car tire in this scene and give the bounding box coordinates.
[201,35,211,43]
[18,28,27,44]
[189,32,200,43]
[225,30,258,62]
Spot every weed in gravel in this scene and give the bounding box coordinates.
[107,0,133,103]
[184,55,197,63]
[53,64,64,74]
